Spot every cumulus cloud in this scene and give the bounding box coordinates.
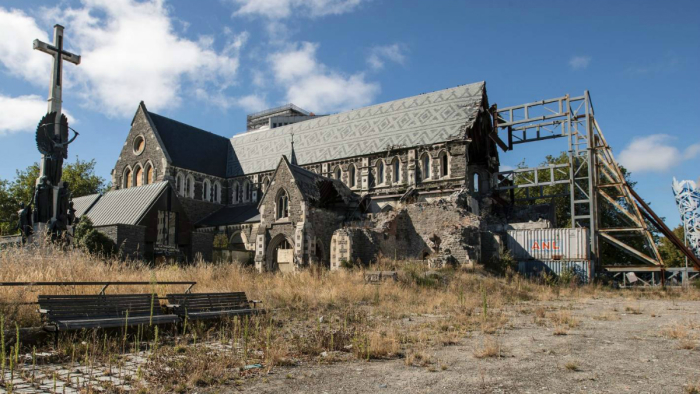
[269,42,378,113]
[618,134,700,173]
[0,8,53,86]
[231,0,363,19]
[0,94,74,135]
[569,55,591,70]
[0,1,245,119]
[367,44,407,71]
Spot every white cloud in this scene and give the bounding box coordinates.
[0,94,74,135]
[0,1,245,119]
[0,7,53,86]
[618,134,700,173]
[569,56,591,70]
[367,44,407,71]
[231,0,363,19]
[269,42,379,113]
[236,94,268,112]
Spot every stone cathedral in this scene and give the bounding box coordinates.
[73,81,504,271]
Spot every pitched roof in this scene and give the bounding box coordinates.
[72,193,101,218]
[197,204,260,227]
[84,182,169,227]
[274,156,359,208]
[227,81,485,176]
[147,111,229,178]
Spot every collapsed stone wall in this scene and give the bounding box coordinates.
[330,190,482,268]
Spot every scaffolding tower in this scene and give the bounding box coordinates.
[490,92,700,283]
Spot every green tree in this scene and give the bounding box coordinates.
[658,225,687,268]
[0,180,17,235]
[0,157,106,235]
[508,151,661,265]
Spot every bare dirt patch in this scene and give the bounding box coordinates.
[239,298,700,394]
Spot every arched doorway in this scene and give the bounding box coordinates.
[315,241,329,269]
[266,234,294,272]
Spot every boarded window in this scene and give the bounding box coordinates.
[135,167,143,187]
[146,166,154,184]
[157,211,177,246]
[124,169,132,188]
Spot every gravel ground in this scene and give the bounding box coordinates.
[239,298,700,394]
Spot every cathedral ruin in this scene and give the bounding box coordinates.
[73,81,512,271]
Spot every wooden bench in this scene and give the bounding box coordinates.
[166,292,261,321]
[38,294,179,332]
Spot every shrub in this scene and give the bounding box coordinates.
[73,217,116,257]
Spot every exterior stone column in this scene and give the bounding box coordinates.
[294,223,305,269]
[407,149,416,186]
[255,231,267,272]
[360,157,370,193]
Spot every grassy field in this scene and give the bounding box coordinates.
[1,246,699,393]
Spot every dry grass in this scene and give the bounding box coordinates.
[473,337,504,359]
[663,324,691,340]
[625,305,643,315]
[677,340,697,350]
[1,246,699,392]
[564,361,580,371]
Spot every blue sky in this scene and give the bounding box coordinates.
[0,0,698,227]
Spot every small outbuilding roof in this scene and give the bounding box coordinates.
[84,182,169,227]
[71,193,101,218]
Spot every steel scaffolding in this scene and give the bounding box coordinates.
[491,92,700,280]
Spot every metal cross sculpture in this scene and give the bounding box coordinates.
[31,25,81,236]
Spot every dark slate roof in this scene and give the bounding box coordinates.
[148,111,229,178]
[72,193,101,218]
[284,157,359,207]
[197,204,260,227]
[84,182,169,227]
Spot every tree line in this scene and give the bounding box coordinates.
[0,157,107,235]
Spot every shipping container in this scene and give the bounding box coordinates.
[518,260,591,283]
[506,228,589,261]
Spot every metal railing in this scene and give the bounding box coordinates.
[0,281,197,304]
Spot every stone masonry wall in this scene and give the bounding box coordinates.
[191,231,215,262]
[96,224,147,260]
[330,191,481,269]
[112,105,168,189]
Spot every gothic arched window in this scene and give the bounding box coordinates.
[176,172,184,195]
[213,181,221,203]
[203,179,211,201]
[243,180,252,202]
[439,151,449,178]
[473,173,480,193]
[277,189,289,219]
[377,160,384,186]
[349,164,356,188]
[421,154,431,182]
[392,158,400,184]
[134,166,143,187]
[186,175,195,198]
[334,166,342,181]
[232,182,239,204]
[123,167,132,189]
[145,163,154,185]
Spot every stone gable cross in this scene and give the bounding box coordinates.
[33,24,81,138]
